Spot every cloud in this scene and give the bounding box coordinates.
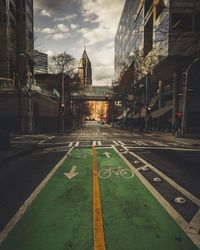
[53,14,78,22]
[40,9,51,17]
[48,33,65,40]
[70,24,79,30]
[40,23,70,40]
[34,0,82,16]
[57,24,69,32]
[80,0,124,46]
[34,0,125,85]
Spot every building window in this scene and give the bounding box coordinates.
[2,0,6,6]
[16,12,20,22]
[10,16,15,29]
[144,14,153,56]
[22,0,25,8]
[171,13,193,31]
[2,13,7,24]
[9,1,15,16]
[144,0,153,16]
[29,31,33,40]
[15,0,21,9]
[156,0,165,19]
[194,13,200,31]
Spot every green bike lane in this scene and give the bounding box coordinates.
[0,148,93,250]
[0,147,198,249]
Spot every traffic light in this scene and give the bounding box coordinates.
[60,103,65,112]
[146,106,151,114]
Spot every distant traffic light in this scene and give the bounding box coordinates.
[60,103,65,112]
[146,106,151,114]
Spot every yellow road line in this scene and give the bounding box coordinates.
[93,146,106,250]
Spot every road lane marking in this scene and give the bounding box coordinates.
[64,165,78,179]
[38,135,55,145]
[186,209,200,249]
[97,141,102,146]
[112,141,118,145]
[113,146,200,249]
[132,140,148,146]
[150,141,168,146]
[128,151,200,207]
[93,146,106,250]
[117,141,125,145]
[75,141,79,147]
[102,151,111,158]
[0,147,74,245]
[126,146,200,151]
[69,142,73,147]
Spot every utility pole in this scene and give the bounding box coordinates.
[181,58,199,136]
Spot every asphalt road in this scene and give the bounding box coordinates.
[0,121,200,243]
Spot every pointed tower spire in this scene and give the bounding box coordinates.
[78,47,92,86]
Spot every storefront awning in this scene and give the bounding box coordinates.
[151,106,172,118]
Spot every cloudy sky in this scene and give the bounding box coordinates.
[34,0,125,86]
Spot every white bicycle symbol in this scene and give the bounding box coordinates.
[98,167,134,179]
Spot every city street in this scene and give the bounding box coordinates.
[0,122,200,249]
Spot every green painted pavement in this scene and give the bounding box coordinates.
[96,148,198,250]
[1,147,198,250]
[0,149,93,250]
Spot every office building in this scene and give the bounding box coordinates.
[34,50,48,74]
[115,0,200,133]
[0,0,34,83]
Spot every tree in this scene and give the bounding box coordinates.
[49,51,76,74]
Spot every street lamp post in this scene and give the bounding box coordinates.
[181,58,199,136]
[19,53,33,134]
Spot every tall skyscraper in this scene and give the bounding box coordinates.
[78,49,92,85]
[0,0,34,83]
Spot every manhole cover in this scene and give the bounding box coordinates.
[174,197,186,204]
[141,166,150,172]
[153,177,162,183]
[134,160,140,164]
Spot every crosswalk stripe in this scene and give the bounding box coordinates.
[93,141,96,146]
[97,141,102,146]
[150,141,167,146]
[117,141,125,145]
[75,141,79,147]
[132,141,148,146]
[112,141,118,145]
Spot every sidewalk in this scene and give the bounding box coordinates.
[143,131,200,143]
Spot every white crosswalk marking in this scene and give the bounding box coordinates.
[132,141,148,146]
[150,141,167,147]
[69,142,73,147]
[97,141,102,146]
[112,141,118,145]
[117,141,125,145]
[93,141,96,146]
[113,133,120,135]
[75,141,79,147]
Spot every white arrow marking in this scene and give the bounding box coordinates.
[64,166,78,179]
[103,152,111,158]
